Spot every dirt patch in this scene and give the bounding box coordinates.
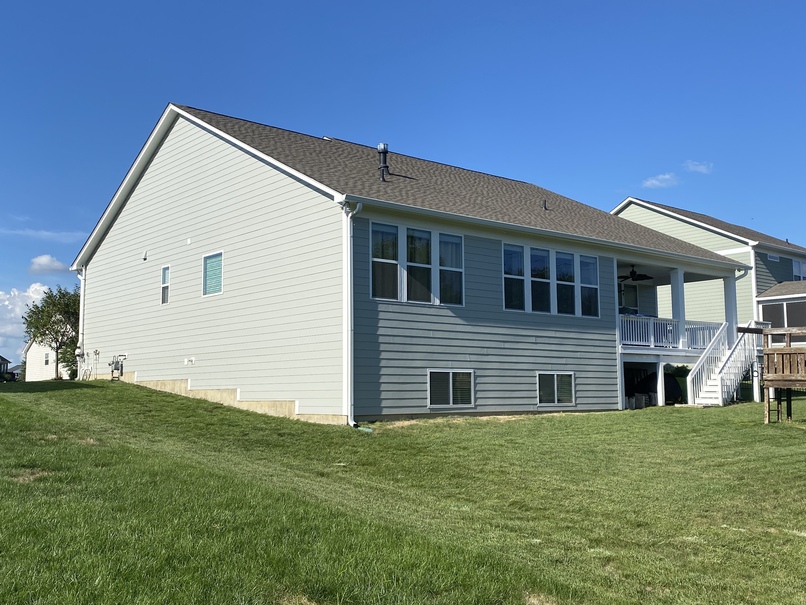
[11,468,52,484]
[78,437,98,446]
[524,593,559,605]
[279,596,319,605]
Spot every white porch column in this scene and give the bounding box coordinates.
[656,361,666,407]
[723,274,738,347]
[670,268,687,348]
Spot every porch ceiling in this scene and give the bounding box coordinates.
[616,262,728,287]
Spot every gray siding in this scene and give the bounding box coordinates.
[756,250,794,295]
[352,217,619,417]
[82,117,344,414]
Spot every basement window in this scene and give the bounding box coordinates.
[428,370,474,407]
[537,372,575,405]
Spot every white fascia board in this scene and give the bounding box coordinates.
[757,293,806,302]
[344,194,746,275]
[612,197,756,248]
[755,242,806,257]
[71,104,344,271]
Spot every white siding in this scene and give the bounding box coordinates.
[81,117,344,414]
[24,341,70,381]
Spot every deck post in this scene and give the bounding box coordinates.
[670,269,687,348]
[723,275,738,347]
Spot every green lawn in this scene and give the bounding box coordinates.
[1,382,805,604]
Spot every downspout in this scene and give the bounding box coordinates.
[340,196,363,427]
[614,258,625,410]
[76,265,87,377]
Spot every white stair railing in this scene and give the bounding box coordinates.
[717,328,758,403]
[687,322,728,405]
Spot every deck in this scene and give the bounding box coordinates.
[620,315,721,350]
[762,327,806,423]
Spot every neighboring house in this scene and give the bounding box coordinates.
[70,104,748,423]
[0,355,9,375]
[23,340,70,381]
[8,365,22,380]
[612,197,806,326]
[757,281,806,345]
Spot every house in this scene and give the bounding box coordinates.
[0,355,9,375]
[8,365,22,380]
[757,281,806,345]
[612,197,806,401]
[612,197,806,325]
[70,104,749,423]
[22,340,71,381]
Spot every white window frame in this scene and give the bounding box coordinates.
[371,223,400,300]
[427,369,475,408]
[161,265,170,305]
[536,372,575,406]
[502,243,600,318]
[370,221,464,307]
[202,251,224,297]
[793,259,805,281]
[44,353,49,366]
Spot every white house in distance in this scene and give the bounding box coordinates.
[71,104,752,424]
[23,340,70,381]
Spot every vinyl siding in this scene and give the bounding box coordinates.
[24,341,70,381]
[352,216,619,417]
[756,250,793,295]
[617,204,744,251]
[82,117,344,414]
[657,249,754,324]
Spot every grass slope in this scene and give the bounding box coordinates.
[1,381,805,604]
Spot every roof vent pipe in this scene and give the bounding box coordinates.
[377,143,389,181]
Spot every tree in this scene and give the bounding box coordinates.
[22,284,80,380]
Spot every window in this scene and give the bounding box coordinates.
[580,255,599,317]
[530,248,550,313]
[794,260,805,281]
[161,266,170,305]
[439,234,463,305]
[556,252,575,315]
[428,370,474,406]
[767,253,780,262]
[537,372,574,405]
[503,244,525,310]
[44,353,49,366]
[372,223,399,300]
[370,222,464,306]
[407,228,432,302]
[203,252,223,296]
[504,245,599,317]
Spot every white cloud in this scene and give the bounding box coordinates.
[0,228,87,243]
[683,160,713,174]
[29,254,70,274]
[0,283,49,361]
[642,173,678,188]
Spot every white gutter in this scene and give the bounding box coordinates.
[340,196,362,427]
[751,247,759,322]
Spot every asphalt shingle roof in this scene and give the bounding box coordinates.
[178,106,738,266]
[758,281,806,299]
[629,198,806,255]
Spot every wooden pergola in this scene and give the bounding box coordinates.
[763,327,806,423]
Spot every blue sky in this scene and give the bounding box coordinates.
[1,1,805,363]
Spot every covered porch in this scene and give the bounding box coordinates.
[615,260,744,408]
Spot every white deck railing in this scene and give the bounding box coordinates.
[620,315,721,349]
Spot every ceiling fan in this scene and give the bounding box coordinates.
[619,265,654,282]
